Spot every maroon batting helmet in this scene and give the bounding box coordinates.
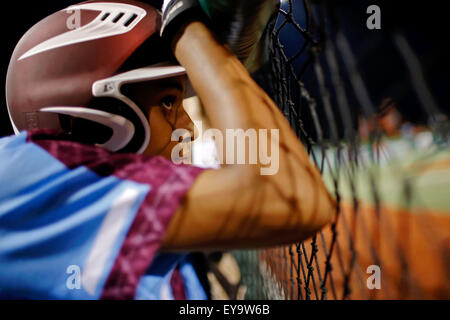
[6,0,189,153]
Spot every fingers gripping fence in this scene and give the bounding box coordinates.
[235,0,450,300]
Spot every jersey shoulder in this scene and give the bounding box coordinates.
[0,131,205,300]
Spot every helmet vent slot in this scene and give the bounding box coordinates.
[101,12,110,21]
[124,14,138,27]
[112,12,125,23]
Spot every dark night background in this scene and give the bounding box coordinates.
[1,0,448,138]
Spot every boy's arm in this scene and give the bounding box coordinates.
[162,21,336,251]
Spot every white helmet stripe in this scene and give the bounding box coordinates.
[19,2,147,61]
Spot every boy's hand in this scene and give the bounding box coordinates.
[160,0,205,39]
[161,0,279,72]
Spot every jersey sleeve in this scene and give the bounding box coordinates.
[0,131,204,299]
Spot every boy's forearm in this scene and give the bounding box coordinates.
[172,20,255,132]
[171,21,322,168]
[162,21,335,250]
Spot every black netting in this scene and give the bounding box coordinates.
[235,0,450,300]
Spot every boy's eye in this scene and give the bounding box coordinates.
[160,95,177,111]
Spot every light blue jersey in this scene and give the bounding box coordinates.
[0,131,207,300]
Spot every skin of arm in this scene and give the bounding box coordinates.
[161,21,336,252]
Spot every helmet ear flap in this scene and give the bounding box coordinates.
[58,111,114,146]
[88,97,149,154]
[56,97,149,154]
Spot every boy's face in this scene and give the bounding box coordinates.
[124,76,195,158]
